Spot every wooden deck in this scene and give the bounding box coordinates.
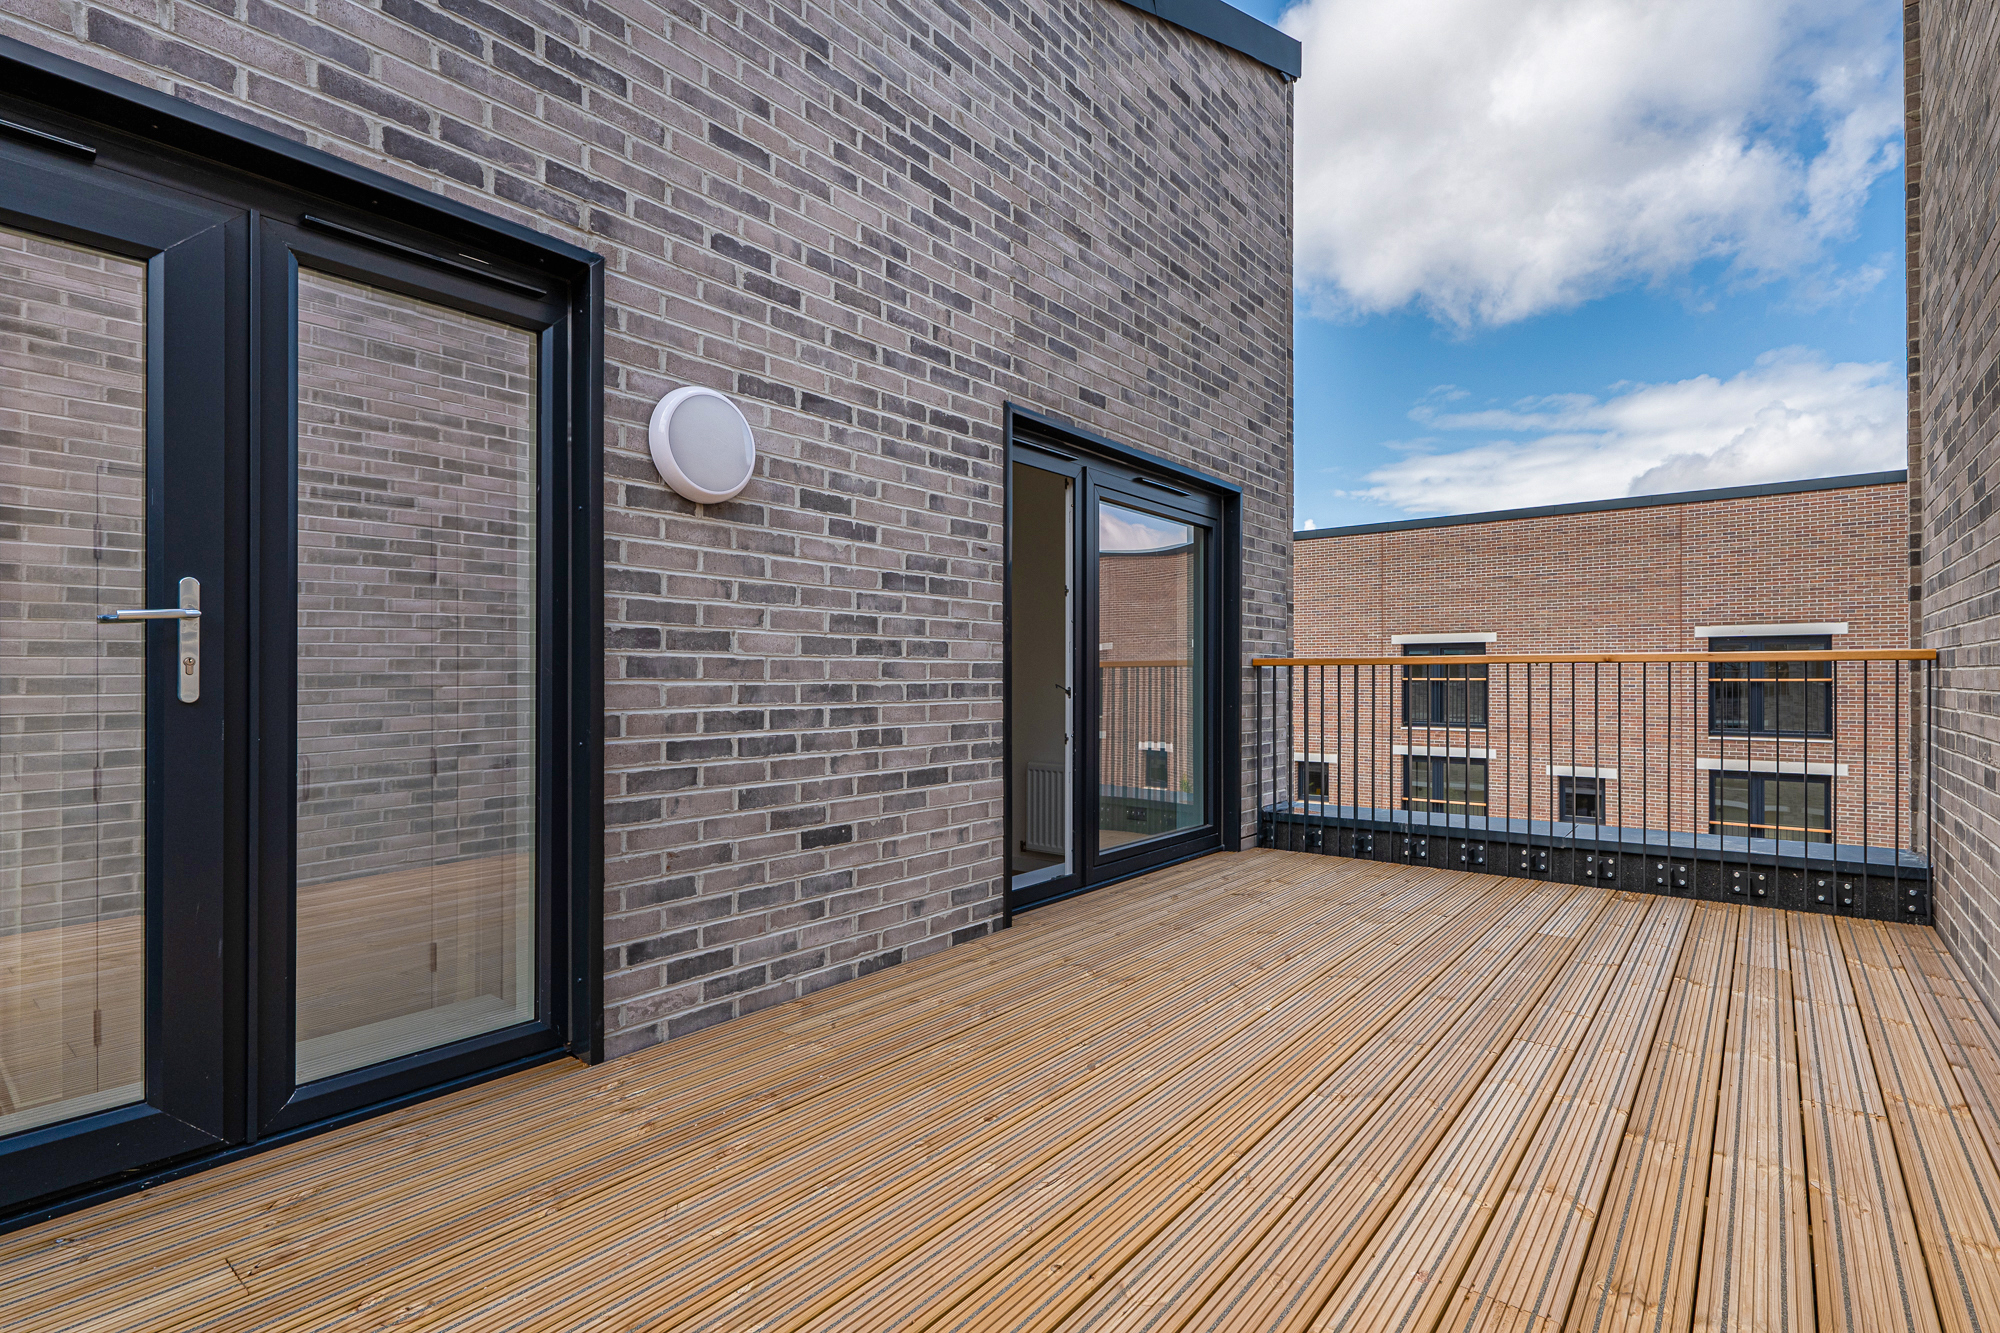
[5,849,2000,1332]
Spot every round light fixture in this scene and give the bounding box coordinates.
[648,386,757,504]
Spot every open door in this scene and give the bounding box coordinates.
[1005,411,1235,913]
[1008,458,1077,901]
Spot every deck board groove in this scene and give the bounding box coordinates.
[2,850,1999,1333]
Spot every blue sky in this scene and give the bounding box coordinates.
[1227,0,1907,531]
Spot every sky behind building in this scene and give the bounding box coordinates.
[1229,0,1907,529]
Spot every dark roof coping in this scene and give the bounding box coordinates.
[1295,470,1908,541]
[1115,0,1301,78]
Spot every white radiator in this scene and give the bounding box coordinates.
[1025,764,1066,854]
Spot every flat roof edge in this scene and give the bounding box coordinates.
[1114,0,1301,78]
[1295,470,1908,541]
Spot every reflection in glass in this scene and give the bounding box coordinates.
[0,228,148,1134]
[1096,501,1205,852]
[294,271,537,1083]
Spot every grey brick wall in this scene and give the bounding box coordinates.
[2,0,1294,1054]
[1913,0,2000,1016]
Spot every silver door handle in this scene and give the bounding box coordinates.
[97,577,200,703]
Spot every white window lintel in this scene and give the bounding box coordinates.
[1391,632,1497,645]
[1696,756,1847,776]
[1693,622,1848,638]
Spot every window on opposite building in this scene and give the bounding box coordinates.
[1707,635,1832,737]
[1709,771,1832,843]
[1402,642,1488,729]
[1142,746,1170,788]
[1405,756,1487,817]
[1559,776,1602,823]
[1298,760,1331,801]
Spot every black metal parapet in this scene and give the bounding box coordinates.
[1254,650,1936,925]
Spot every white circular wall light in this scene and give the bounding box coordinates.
[648,386,757,504]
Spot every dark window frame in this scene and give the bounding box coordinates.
[1707,770,1834,844]
[1402,755,1488,817]
[1559,775,1602,823]
[1402,642,1489,730]
[1706,634,1834,738]
[253,219,591,1138]
[1298,759,1331,801]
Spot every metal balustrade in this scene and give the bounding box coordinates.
[1253,650,1936,922]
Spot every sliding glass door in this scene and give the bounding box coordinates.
[1006,413,1234,911]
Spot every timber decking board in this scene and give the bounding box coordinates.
[2,849,1999,1333]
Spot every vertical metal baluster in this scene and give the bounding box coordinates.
[1526,659,1536,879]
[1320,661,1328,849]
[1926,659,1935,917]
[1504,657,1513,872]
[1567,661,1576,879]
[1593,660,1603,883]
[1367,660,1375,856]
[1689,657,1700,901]
[1312,664,1328,852]
[1341,663,1352,853]
[1894,654,1904,921]
[1863,657,1870,915]
[1641,660,1649,875]
[1664,660,1672,891]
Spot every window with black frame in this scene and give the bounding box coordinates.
[1559,776,1602,823]
[1298,759,1331,802]
[1707,635,1832,737]
[1709,771,1832,843]
[1402,642,1488,728]
[1405,756,1487,817]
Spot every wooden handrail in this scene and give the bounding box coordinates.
[1252,650,1937,667]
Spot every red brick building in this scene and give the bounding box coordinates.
[1287,472,1911,857]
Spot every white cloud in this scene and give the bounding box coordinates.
[1358,348,1903,514]
[1283,0,1902,327]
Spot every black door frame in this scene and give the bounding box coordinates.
[0,41,604,1227]
[0,131,241,1214]
[1002,404,1242,918]
[250,219,581,1136]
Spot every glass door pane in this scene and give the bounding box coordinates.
[0,227,148,1134]
[1096,501,1206,853]
[293,270,538,1083]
